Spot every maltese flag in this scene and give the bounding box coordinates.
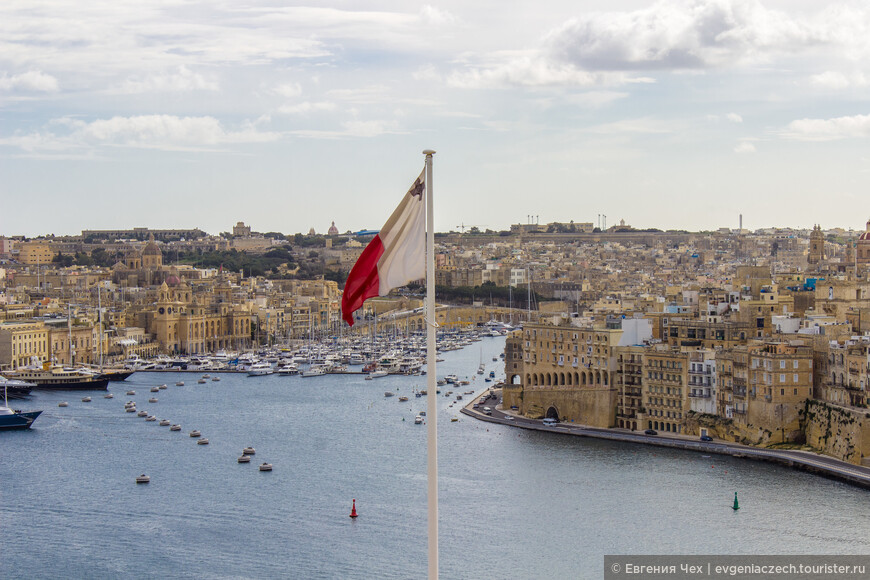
[341,170,426,326]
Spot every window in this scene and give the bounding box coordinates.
[780,374,786,383]
[780,360,786,369]
[793,360,799,369]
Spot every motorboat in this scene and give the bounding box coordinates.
[0,376,35,399]
[0,384,42,429]
[170,424,181,431]
[58,401,69,407]
[243,447,256,455]
[247,361,274,376]
[189,430,201,437]
[3,365,110,390]
[135,474,150,484]
[81,397,92,402]
[238,455,251,463]
[300,366,326,378]
[159,419,170,426]
[384,391,395,397]
[398,396,409,402]
[259,462,272,471]
[414,415,423,424]
[197,438,209,445]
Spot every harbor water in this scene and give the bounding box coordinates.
[3,336,870,579]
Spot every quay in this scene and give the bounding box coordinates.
[463,388,870,490]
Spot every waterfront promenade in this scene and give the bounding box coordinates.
[463,388,870,490]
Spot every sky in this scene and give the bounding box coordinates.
[3,0,870,238]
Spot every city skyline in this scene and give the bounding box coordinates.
[3,0,870,237]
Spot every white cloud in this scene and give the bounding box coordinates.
[0,70,59,92]
[734,141,756,153]
[277,101,336,115]
[545,0,822,71]
[290,118,400,139]
[420,5,457,27]
[448,53,652,88]
[726,113,743,123]
[810,71,868,89]
[272,82,303,98]
[116,66,218,94]
[1,114,279,153]
[782,114,870,141]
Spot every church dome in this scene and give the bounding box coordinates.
[142,240,161,256]
[165,274,181,287]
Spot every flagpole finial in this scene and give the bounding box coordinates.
[422,149,436,156]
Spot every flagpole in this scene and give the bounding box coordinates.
[423,148,438,580]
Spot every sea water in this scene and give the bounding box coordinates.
[3,336,870,579]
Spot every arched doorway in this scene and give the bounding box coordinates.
[545,406,559,421]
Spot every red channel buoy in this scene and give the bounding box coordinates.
[349,499,358,518]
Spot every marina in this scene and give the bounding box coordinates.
[3,336,870,578]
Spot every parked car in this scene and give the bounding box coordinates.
[542,417,558,426]
[700,435,713,441]
[644,429,657,435]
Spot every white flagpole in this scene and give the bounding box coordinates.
[423,149,438,580]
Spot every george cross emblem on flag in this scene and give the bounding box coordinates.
[409,177,424,199]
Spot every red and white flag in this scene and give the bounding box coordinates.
[341,170,426,326]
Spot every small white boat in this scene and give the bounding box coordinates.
[202,374,210,379]
[238,455,251,463]
[126,406,137,413]
[150,387,160,392]
[259,462,273,471]
[243,447,256,455]
[104,393,114,399]
[159,384,168,390]
[148,397,158,403]
[137,410,148,417]
[414,415,423,424]
[58,401,69,407]
[81,396,92,402]
[198,379,207,384]
[159,419,170,426]
[368,370,388,379]
[176,381,184,386]
[126,390,136,396]
[197,438,209,445]
[212,376,220,382]
[136,474,150,484]
[145,415,156,422]
[384,391,395,397]
[170,424,181,431]
[189,430,201,437]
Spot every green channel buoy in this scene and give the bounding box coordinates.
[732,492,740,511]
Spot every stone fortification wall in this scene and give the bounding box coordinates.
[519,386,616,428]
[801,400,870,466]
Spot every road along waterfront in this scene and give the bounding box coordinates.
[463,389,870,489]
[3,336,870,579]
